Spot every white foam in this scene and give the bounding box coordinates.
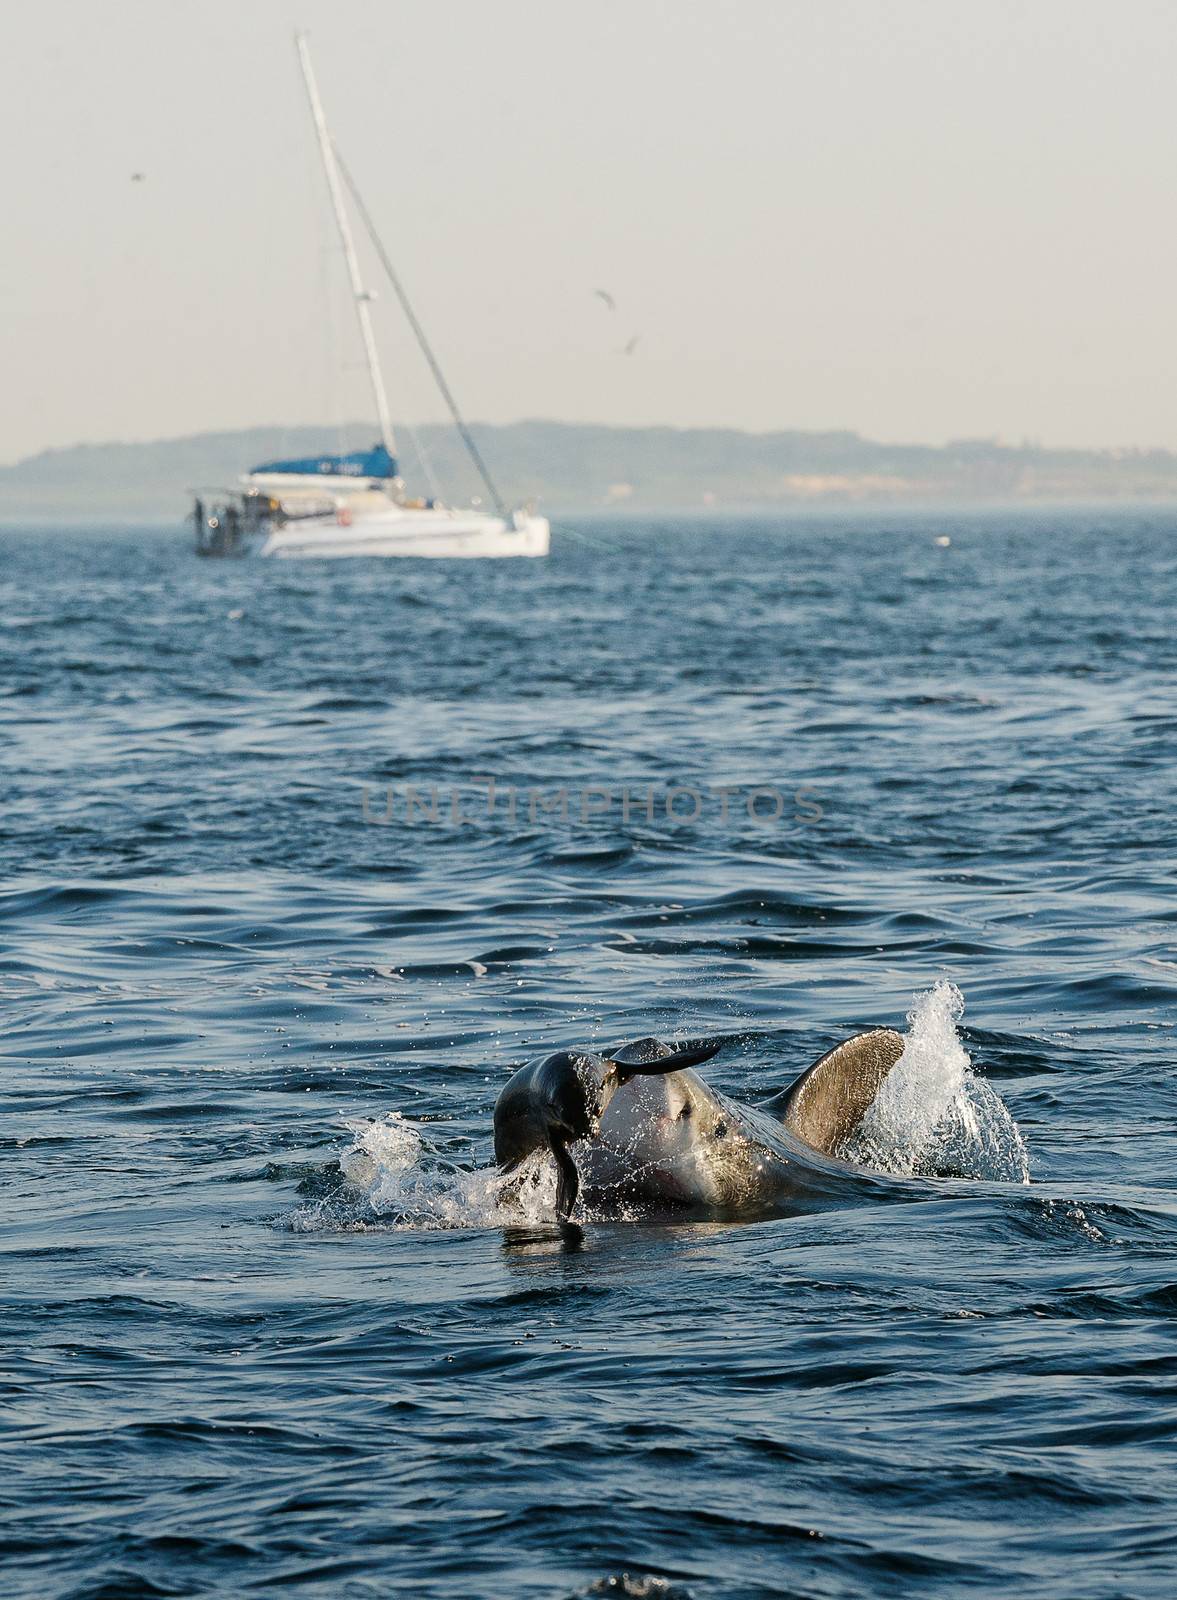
[289,1110,558,1232]
[841,980,1029,1182]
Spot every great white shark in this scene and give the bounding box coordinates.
[493,1029,907,1223]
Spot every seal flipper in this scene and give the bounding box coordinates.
[771,1027,905,1157]
[549,1129,580,1221]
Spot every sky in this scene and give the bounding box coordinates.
[3,0,1177,463]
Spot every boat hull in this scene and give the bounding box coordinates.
[256,510,550,560]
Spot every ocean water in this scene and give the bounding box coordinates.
[2,508,1176,1600]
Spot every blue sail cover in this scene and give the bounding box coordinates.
[249,444,397,480]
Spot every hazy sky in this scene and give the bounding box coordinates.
[4,0,1177,462]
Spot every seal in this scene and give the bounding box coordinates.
[493,1041,722,1221]
[493,1028,905,1222]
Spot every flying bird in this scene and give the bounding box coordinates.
[622,335,641,357]
[593,288,616,312]
[130,172,146,182]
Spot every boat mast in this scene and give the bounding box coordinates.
[334,151,510,520]
[295,32,397,464]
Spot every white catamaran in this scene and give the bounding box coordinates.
[194,33,549,560]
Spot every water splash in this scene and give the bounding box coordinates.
[288,1111,558,1231]
[840,981,1029,1183]
[577,1577,696,1599]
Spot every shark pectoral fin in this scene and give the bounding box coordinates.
[776,1027,905,1157]
[607,1040,722,1077]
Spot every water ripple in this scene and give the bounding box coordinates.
[3,513,1177,1599]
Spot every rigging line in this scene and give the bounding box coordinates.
[333,147,510,520]
[403,419,444,503]
[554,523,621,553]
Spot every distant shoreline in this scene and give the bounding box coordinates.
[6,420,1177,517]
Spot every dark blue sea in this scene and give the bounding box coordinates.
[3,509,1177,1600]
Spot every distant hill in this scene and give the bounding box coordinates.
[5,421,1177,519]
